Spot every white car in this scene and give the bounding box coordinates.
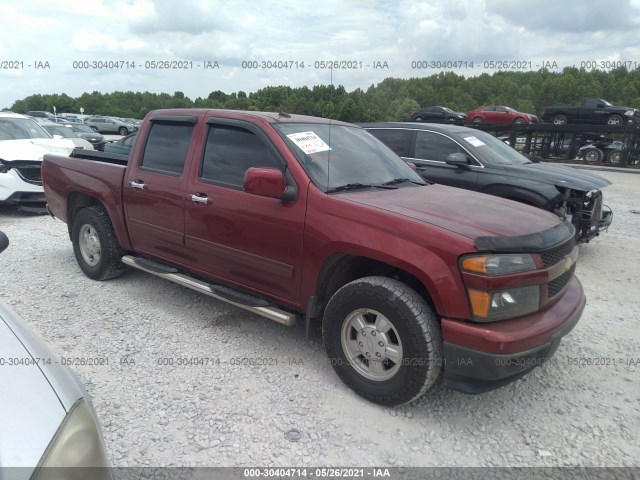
[38,122,95,151]
[0,112,75,210]
[0,231,111,478]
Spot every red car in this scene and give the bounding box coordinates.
[467,105,539,124]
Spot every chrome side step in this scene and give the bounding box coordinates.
[121,255,297,326]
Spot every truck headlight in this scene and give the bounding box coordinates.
[461,253,535,275]
[468,285,540,321]
[32,399,111,480]
[624,110,635,116]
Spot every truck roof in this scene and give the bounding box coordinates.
[146,108,356,127]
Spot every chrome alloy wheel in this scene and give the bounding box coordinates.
[79,224,101,266]
[340,308,403,381]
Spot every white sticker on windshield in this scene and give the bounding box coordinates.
[463,136,485,147]
[286,131,332,154]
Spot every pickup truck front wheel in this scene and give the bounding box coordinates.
[72,206,125,280]
[323,276,442,406]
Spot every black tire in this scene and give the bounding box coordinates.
[552,114,568,125]
[607,115,623,125]
[71,206,125,280]
[606,150,622,164]
[582,147,604,163]
[118,127,128,136]
[323,276,442,406]
[90,126,99,132]
[472,116,482,123]
[514,117,525,124]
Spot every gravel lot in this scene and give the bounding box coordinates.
[0,169,638,468]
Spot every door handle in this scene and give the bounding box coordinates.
[190,194,209,205]
[130,180,145,190]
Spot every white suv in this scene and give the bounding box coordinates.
[0,112,75,210]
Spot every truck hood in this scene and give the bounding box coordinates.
[502,162,611,191]
[0,139,75,161]
[341,184,562,240]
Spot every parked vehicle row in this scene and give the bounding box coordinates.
[410,98,639,127]
[43,108,588,406]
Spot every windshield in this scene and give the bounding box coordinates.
[457,129,532,165]
[0,117,51,140]
[71,124,95,134]
[274,123,425,192]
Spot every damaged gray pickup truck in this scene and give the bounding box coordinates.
[361,123,613,243]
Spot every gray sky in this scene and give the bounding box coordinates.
[1,0,639,110]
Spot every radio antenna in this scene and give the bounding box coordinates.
[327,67,333,192]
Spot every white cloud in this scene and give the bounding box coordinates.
[1,0,640,109]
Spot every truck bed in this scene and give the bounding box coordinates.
[42,150,128,237]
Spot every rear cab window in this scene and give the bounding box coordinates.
[140,119,196,176]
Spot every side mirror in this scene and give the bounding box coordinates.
[0,231,9,254]
[243,167,295,201]
[445,152,471,170]
[406,162,417,171]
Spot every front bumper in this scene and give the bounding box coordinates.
[0,169,45,206]
[441,276,585,393]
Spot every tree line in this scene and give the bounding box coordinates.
[7,67,640,123]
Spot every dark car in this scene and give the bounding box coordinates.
[66,123,106,151]
[360,122,612,243]
[104,132,136,155]
[410,106,466,125]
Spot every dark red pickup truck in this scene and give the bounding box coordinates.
[42,109,585,405]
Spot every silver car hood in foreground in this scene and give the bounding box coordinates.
[0,302,83,473]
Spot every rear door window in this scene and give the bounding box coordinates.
[140,122,194,175]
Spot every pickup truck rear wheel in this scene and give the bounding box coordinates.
[72,206,125,280]
[323,276,442,406]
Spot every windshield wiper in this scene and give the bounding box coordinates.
[380,177,426,186]
[325,183,397,193]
